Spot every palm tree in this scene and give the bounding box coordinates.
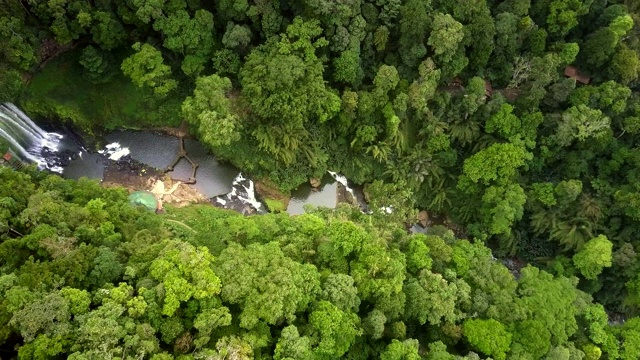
[449,117,481,146]
[549,218,594,251]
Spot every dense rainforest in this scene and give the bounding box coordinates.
[0,166,637,359]
[3,0,640,358]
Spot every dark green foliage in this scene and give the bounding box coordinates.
[79,45,114,84]
[3,3,640,358]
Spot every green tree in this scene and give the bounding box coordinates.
[152,9,215,76]
[553,105,610,147]
[273,325,313,360]
[380,339,421,360]
[485,104,522,139]
[610,44,640,84]
[463,319,512,360]
[582,28,618,68]
[0,16,37,69]
[240,18,341,165]
[573,235,613,280]
[362,309,386,339]
[404,270,460,326]
[546,0,592,37]
[333,49,362,85]
[397,0,432,69]
[320,274,361,313]
[309,301,362,359]
[182,74,241,148]
[121,42,177,98]
[91,11,127,50]
[79,46,114,84]
[0,68,26,102]
[510,320,552,359]
[214,242,321,329]
[460,142,531,186]
[350,240,406,318]
[465,10,496,73]
[481,183,526,236]
[428,13,465,64]
[149,240,221,316]
[518,266,580,345]
[222,22,252,50]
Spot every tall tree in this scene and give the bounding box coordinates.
[214,242,321,329]
[152,9,215,76]
[121,42,177,98]
[182,74,241,148]
[240,18,341,165]
[573,235,613,280]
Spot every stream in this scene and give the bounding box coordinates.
[1,103,352,215]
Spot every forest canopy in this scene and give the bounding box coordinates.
[3,0,640,358]
[0,167,638,359]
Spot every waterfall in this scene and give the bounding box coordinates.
[0,103,63,170]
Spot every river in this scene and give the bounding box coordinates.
[0,103,347,215]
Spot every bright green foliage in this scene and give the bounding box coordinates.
[365,180,417,225]
[273,325,313,360]
[214,242,321,329]
[0,169,636,358]
[408,58,441,113]
[309,301,362,359]
[193,306,232,347]
[460,143,531,186]
[153,9,215,76]
[546,0,592,37]
[182,74,241,147]
[518,266,579,345]
[573,235,613,280]
[380,339,421,360]
[121,42,177,98]
[149,240,221,316]
[481,183,526,236]
[463,319,512,360]
[333,49,362,85]
[610,45,640,84]
[428,13,465,63]
[511,320,552,359]
[34,0,91,44]
[606,318,640,360]
[406,236,432,273]
[350,240,406,304]
[131,0,176,24]
[485,104,521,139]
[426,341,458,359]
[404,270,459,325]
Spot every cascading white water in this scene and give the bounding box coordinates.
[0,103,63,170]
[328,171,355,196]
